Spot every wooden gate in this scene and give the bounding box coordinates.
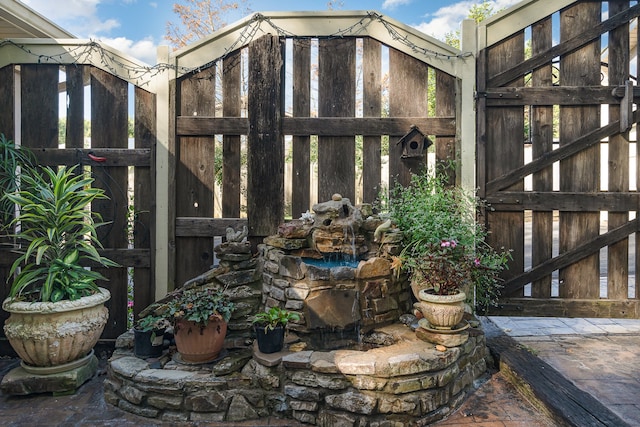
[168,12,467,289]
[478,0,640,317]
[0,52,156,340]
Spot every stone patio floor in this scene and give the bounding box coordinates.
[1,315,639,426]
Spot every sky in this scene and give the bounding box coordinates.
[20,0,522,65]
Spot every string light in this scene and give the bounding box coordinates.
[0,11,471,85]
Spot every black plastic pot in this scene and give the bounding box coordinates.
[254,324,285,354]
[134,328,165,358]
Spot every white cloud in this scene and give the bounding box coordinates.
[22,0,158,64]
[382,0,412,10]
[411,0,521,42]
[92,36,157,65]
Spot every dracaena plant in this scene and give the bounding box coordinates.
[4,165,118,302]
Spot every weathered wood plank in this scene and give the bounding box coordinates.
[483,86,619,106]
[318,37,356,201]
[32,148,151,166]
[486,31,525,297]
[488,3,640,88]
[223,53,241,218]
[176,69,216,288]
[21,64,58,149]
[486,110,639,193]
[435,70,456,185]
[291,39,311,216]
[488,333,631,426]
[362,38,382,204]
[64,65,85,149]
[175,217,248,237]
[388,47,429,187]
[476,49,488,201]
[167,78,177,292]
[494,298,640,319]
[486,192,640,212]
[247,35,284,238]
[530,17,553,298]
[90,67,129,339]
[133,86,156,319]
[559,3,601,300]
[607,0,631,300]
[503,219,638,295]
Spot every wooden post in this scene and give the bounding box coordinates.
[292,39,311,217]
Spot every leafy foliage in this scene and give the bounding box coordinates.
[135,314,170,332]
[4,165,118,302]
[166,287,236,326]
[0,134,37,234]
[252,306,300,333]
[388,166,511,311]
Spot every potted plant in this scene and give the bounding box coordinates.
[387,166,511,327]
[2,165,118,369]
[165,286,235,363]
[133,314,169,358]
[252,306,300,354]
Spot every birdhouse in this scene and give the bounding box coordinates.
[396,125,432,159]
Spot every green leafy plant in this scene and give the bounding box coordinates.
[388,166,511,311]
[135,314,170,332]
[3,165,118,302]
[166,287,236,327]
[0,134,36,235]
[252,306,300,333]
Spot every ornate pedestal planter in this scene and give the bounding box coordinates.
[2,288,110,368]
[415,289,466,330]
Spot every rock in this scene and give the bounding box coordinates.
[332,193,342,201]
[436,345,447,352]
[415,327,470,347]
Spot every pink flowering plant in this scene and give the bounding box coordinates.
[387,165,512,312]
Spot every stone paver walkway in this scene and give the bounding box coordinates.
[487,316,640,426]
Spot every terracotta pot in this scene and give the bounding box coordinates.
[174,317,227,363]
[2,288,110,368]
[414,290,466,330]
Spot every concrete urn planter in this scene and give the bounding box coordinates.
[2,288,110,368]
[415,289,466,330]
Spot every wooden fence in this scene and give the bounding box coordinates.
[0,61,156,340]
[478,0,640,317]
[171,34,459,287]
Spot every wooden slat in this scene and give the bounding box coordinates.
[435,70,456,185]
[318,37,356,202]
[558,3,601,300]
[247,35,284,238]
[530,16,553,298]
[291,39,311,216]
[486,192,640,211]
[21,64,58,149]
[133,86,156,319]
[494,298,640,319]
[485,31,525,297]
[176,69,216,288]
[388,47,429,187]
[483,86,619,106]
[32,148,151,167]
[362,37,382,204]
[175,217,248,237]
[488,3,640,88]
[486,110,638,193]
[167,78,177,292]
[177,116,456,137]
[91,67,129,339]
[607,0,631,301]
[64,65,84,149]
[0,249,150,268]
[503,219,638,295]
[223,52,241,218]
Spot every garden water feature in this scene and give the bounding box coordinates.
[106,195,491,425]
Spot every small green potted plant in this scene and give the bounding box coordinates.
[252,306,300,354]
[2,164,118,369]
[133,314,170,358]
[165,286,236,363]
